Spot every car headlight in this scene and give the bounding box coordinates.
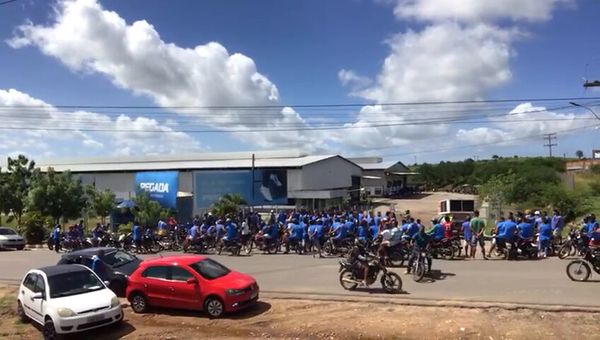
[110,296,120,308]
[226,289,245,296]
[57,307,75,317]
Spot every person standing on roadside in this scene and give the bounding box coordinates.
[52,224,61,253]
[461,216,472,258]
[470,210,487,259]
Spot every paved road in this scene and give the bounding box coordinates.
[0,248,598,307]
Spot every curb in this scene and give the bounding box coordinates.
[25,244,45,249]
[260,291,600,313]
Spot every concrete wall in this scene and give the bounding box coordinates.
[300,157,362,190]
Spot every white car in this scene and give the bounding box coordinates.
[0,227,25,250]
[17,264,123,339]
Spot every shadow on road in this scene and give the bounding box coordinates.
[144,301,272,320]
[354,287,410,295]
[31,320,136,340]
[417,270,456,283]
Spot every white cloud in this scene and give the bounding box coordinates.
[338,69,372,93]
[391,0,572,22]
[7,0,313,149]
[456,102,590,145]
[0,88,203,159]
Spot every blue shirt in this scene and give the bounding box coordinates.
[308,224,318,237]
[551,215,564,231]
[431,223,445,241]
[585,221,598,235]
[462,221,472,240]
[315,224,325,238]
[500,221,517,239]
[132,225,142,241]
[290,224,304,240]
[518,222,534,239]
[52,228,61,240]
[369,225,379,239]
[345,221,355,234]
[269,224,280,238]
[406,223,420,238]
[190,225,199,239]
[357,225,368,240]
[333,223,347,239]
[226,223,238,240]
[538,223,552,241]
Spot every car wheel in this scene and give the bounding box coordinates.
[43,318,60,340]
[204,297,224,318]
[130,293,148,313]
[16,301,28,323]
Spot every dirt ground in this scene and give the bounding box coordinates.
[2,286,600,340]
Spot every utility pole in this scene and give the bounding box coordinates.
[543,133,557,157]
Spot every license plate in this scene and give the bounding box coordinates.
[87,314,104,323]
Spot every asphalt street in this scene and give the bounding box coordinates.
[0,248,598,307]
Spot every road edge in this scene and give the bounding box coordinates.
[261,291,600,313]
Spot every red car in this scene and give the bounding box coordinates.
[126,255,259,318]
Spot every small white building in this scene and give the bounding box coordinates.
[349,157,417,197]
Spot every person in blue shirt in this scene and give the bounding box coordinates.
[461,217,472,256]
[332,219,348,248]
[52,224,61,253]
[132,222,142,253]
[285,220,304,253]
[487,217,505,257]
[374,212,381,229]
[223,219,239,243]
[551,209,565,243]
[315,220,326,257]
[307,220,318,255]
[357,220,369,242]
[344,218,355,236]
[91,249,107,281]
[91,223,103,247]
[369,220,379,241]
[500,216,518,247]
[517,218,534,241]
[427,219,445,242]
[538,217,553,258]
[215,220,226,240]
[406,218,420,239]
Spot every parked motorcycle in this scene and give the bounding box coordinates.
[566,248,600,281]
[322,235,354,257]
[216,238,242,256]
[338,258,402,294]
[558,229,587,259]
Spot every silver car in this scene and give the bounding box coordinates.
[0,227,26,250]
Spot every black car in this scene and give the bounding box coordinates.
[56,247,142,297]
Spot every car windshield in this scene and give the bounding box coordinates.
[189,259,230,280]
[48,270,105,298]
[102,250,136,268]
[0,228,17,235]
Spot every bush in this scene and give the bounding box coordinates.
[591,164,600,175]
[21,212,51,244]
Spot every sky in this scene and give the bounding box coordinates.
[1,0,600,165]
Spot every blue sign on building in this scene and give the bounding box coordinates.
[135,171,179,209]
[194,170,287,208]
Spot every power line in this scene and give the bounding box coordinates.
[2,96,600,110]
[0,0,19,5]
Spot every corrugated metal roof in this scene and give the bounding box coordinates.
[36,154,341,172]
[357,160,399,170]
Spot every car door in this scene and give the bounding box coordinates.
[168,266,201,310]
[20,273,39,322]
[141,266,171,308]
[30,274,47,324]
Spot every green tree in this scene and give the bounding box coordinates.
[211,193,247,217]
[89,188,116,224]
[576,150,584,159]
[27,168,87,224]
[133,192,169,226]
[0,155,36,231]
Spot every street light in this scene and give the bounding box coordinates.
[569,101,600,121]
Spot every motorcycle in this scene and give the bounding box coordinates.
[510,237,538,260]
[216,238,242,256]
[323,235,354,257]
[566,248,600,281]
[253,233,280,254]
[338,257,402,294]
[411,247,432,282]
[558,229,587,259]
[430,238,459,260]
[371,237,409,267]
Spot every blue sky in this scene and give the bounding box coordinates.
[1,0,600,164]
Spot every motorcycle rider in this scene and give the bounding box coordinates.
[487,217,505,257]
[285,219,304,253]
[501,215,519,257]
[405,225,432,275]
[222,218,239,246]
[331,218,348,249]
[405,218,420,239]
[91,223,104,247]
[427,218,445,242]
[349,239,372,287]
